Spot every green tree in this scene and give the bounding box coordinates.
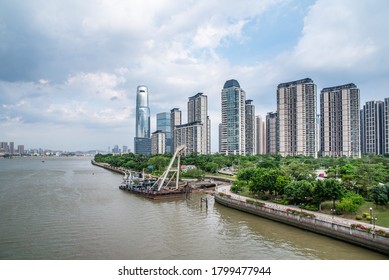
[236,168,255,182]
[324,178,345,209]
[312,179,345,210]
[203,162,219,173]
[282,161,316,181]
[274,175,292,196]
[337,192,365,213]
[284,180,314,204]
[369,184,389,205]
[355,163,386,196]
[147,155,170,172]
[249,168,281,194]
[181,168,204,179]
[231,180,247,193]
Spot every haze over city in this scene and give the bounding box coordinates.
[1,0,389,152]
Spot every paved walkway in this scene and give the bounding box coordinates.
[215,183,389,232]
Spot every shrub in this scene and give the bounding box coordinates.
[365,215,371,221]
[301,204,319,211]
[356,215,362,220]
[352,224,373,233]
[375,230,389,238]
[246,199,255,204]
[254,201,265,207]
[337,192,365,214]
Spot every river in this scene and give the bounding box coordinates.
[0,157,387,260]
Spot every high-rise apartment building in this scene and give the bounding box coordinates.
[384,98,389,154]
[360,101,384,155]
[255,115,266,155]
[173,93,210,155]
[0,142,9,153]
[17,145,25,155]
[170,108,182,153]
[245,100,255,155]
[277,78,317,157]
[157,112,172,153]
[187,93,210,154]
[173,122,203,156]
[9,142,14,155]
[220,79,246,155]
[151,130,166,154]
[266,112,278,154]
[320,83,360,158]
[134,85,151,155]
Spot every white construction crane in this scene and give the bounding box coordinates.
[151,145,186,191]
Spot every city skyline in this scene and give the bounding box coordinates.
[1,1,389,151]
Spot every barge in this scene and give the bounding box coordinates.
[118,145,190,199]
[119,172,189,199]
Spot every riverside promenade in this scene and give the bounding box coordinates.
[214,183,389,255]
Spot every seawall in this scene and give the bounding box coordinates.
[214,193,389,256]
[91,160,126,175]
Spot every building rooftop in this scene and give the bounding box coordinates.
[277,78,314,89]
[223,79,240,89]
[321,83,358,92]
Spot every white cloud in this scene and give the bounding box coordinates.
[290,0,388,72]
[1,0,389,151]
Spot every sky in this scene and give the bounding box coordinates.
[1,0,389,152]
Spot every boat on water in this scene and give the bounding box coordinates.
[118,145,189,199]
[119,172,188,199]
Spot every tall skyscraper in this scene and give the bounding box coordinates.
[277,78,317,157]
[220,79,246,155]
[361,100,384,155]
[384,98,389,155]
[9,142,14,155]
[170,108,182,153]
[134,85,151,155]
[255,115,266,155]
[245,100,255,155]
[187,93,210,154]
[320,83,360,158]
[157,112,172,153]
[266,112,278,154]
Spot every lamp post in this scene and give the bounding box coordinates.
[369,207,373,224]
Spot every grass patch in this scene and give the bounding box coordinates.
[353,202,389,228]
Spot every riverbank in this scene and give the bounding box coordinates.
[214,185,389,255]
[91,160,127,175]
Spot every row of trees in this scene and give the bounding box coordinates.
[231,166,368,212]
[94,152,389,208]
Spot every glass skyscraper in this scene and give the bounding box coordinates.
[156,112,171,153]
[220,79,246,155]
[134,85,151,155]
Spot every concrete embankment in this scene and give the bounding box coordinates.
[214,193,389,256]
[91,160,126,175]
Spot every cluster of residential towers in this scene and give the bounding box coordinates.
[134,78,389,158]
